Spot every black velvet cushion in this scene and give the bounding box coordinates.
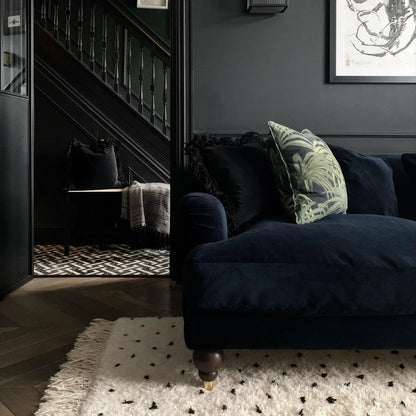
[68,139,122,189]
[402,154,416,179]
[186,133,283,235]
[329,145,398,216]
[402,154,416,219]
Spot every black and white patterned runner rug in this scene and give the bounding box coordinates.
[36,317,416,416]
[34,245,169,276]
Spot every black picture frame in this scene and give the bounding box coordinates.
[329,0,416,84]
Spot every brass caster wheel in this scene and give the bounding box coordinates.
[204,381,214,391]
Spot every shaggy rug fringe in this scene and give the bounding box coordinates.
[35,319,114,416]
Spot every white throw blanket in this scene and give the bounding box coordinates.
[121,181,170,235]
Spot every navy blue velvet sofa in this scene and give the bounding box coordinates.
[180,154,416,388]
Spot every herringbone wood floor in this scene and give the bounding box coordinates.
[0,277,182,416]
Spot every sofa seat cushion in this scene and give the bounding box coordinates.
[183,215,416,317]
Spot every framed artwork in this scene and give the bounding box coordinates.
[330,0,416,83]
[2,8,26,36]
[137,0,168,9]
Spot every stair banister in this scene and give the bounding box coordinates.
[36,0,171,137]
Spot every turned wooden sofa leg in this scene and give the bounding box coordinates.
[193,349,224,390]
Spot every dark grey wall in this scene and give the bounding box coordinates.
[191,0,416,152]
[34,92,84,232]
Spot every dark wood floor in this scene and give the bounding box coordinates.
[0,277,183,416]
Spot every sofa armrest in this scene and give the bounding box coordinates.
[181,192,228,252]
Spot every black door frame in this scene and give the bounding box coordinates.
[29,0,35,277]
[24,0,188,283]
[170,0,192,282]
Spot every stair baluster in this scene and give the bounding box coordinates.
[102,14,107,82]
[114,25,120,93]
[138,45,144,114]
[163,64,168,134]
[125,34,132,104]
[65,0,71,50]
[53,1,59,39]
[150,54,155,125]
[77,0,83,61]
[40,0,47,28]
[89,5,95,72]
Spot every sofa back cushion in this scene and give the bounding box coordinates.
[402,154,416,179]
[186,133,283,235]
[329,145,398,216]
[399,154,416,220]
[268,122,348,224]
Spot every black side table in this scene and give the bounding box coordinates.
[64,188,124,255]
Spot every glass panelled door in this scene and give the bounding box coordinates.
[0,0,33,296]
[1,0,27,95]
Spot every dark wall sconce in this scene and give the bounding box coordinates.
[247,0,288,14]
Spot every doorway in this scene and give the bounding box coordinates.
[32,0,172,277]
[0,0,189,293]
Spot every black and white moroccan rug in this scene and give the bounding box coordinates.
[34,245,169,276]
[36,317,416,416]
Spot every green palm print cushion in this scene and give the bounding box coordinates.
[268,121,347,224]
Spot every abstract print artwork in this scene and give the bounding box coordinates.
[330,0,416,83]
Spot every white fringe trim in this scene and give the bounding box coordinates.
[35,319,115,416]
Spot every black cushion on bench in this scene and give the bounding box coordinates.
[68,139,121,190]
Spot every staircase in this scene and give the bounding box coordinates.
[34,0,170,183]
